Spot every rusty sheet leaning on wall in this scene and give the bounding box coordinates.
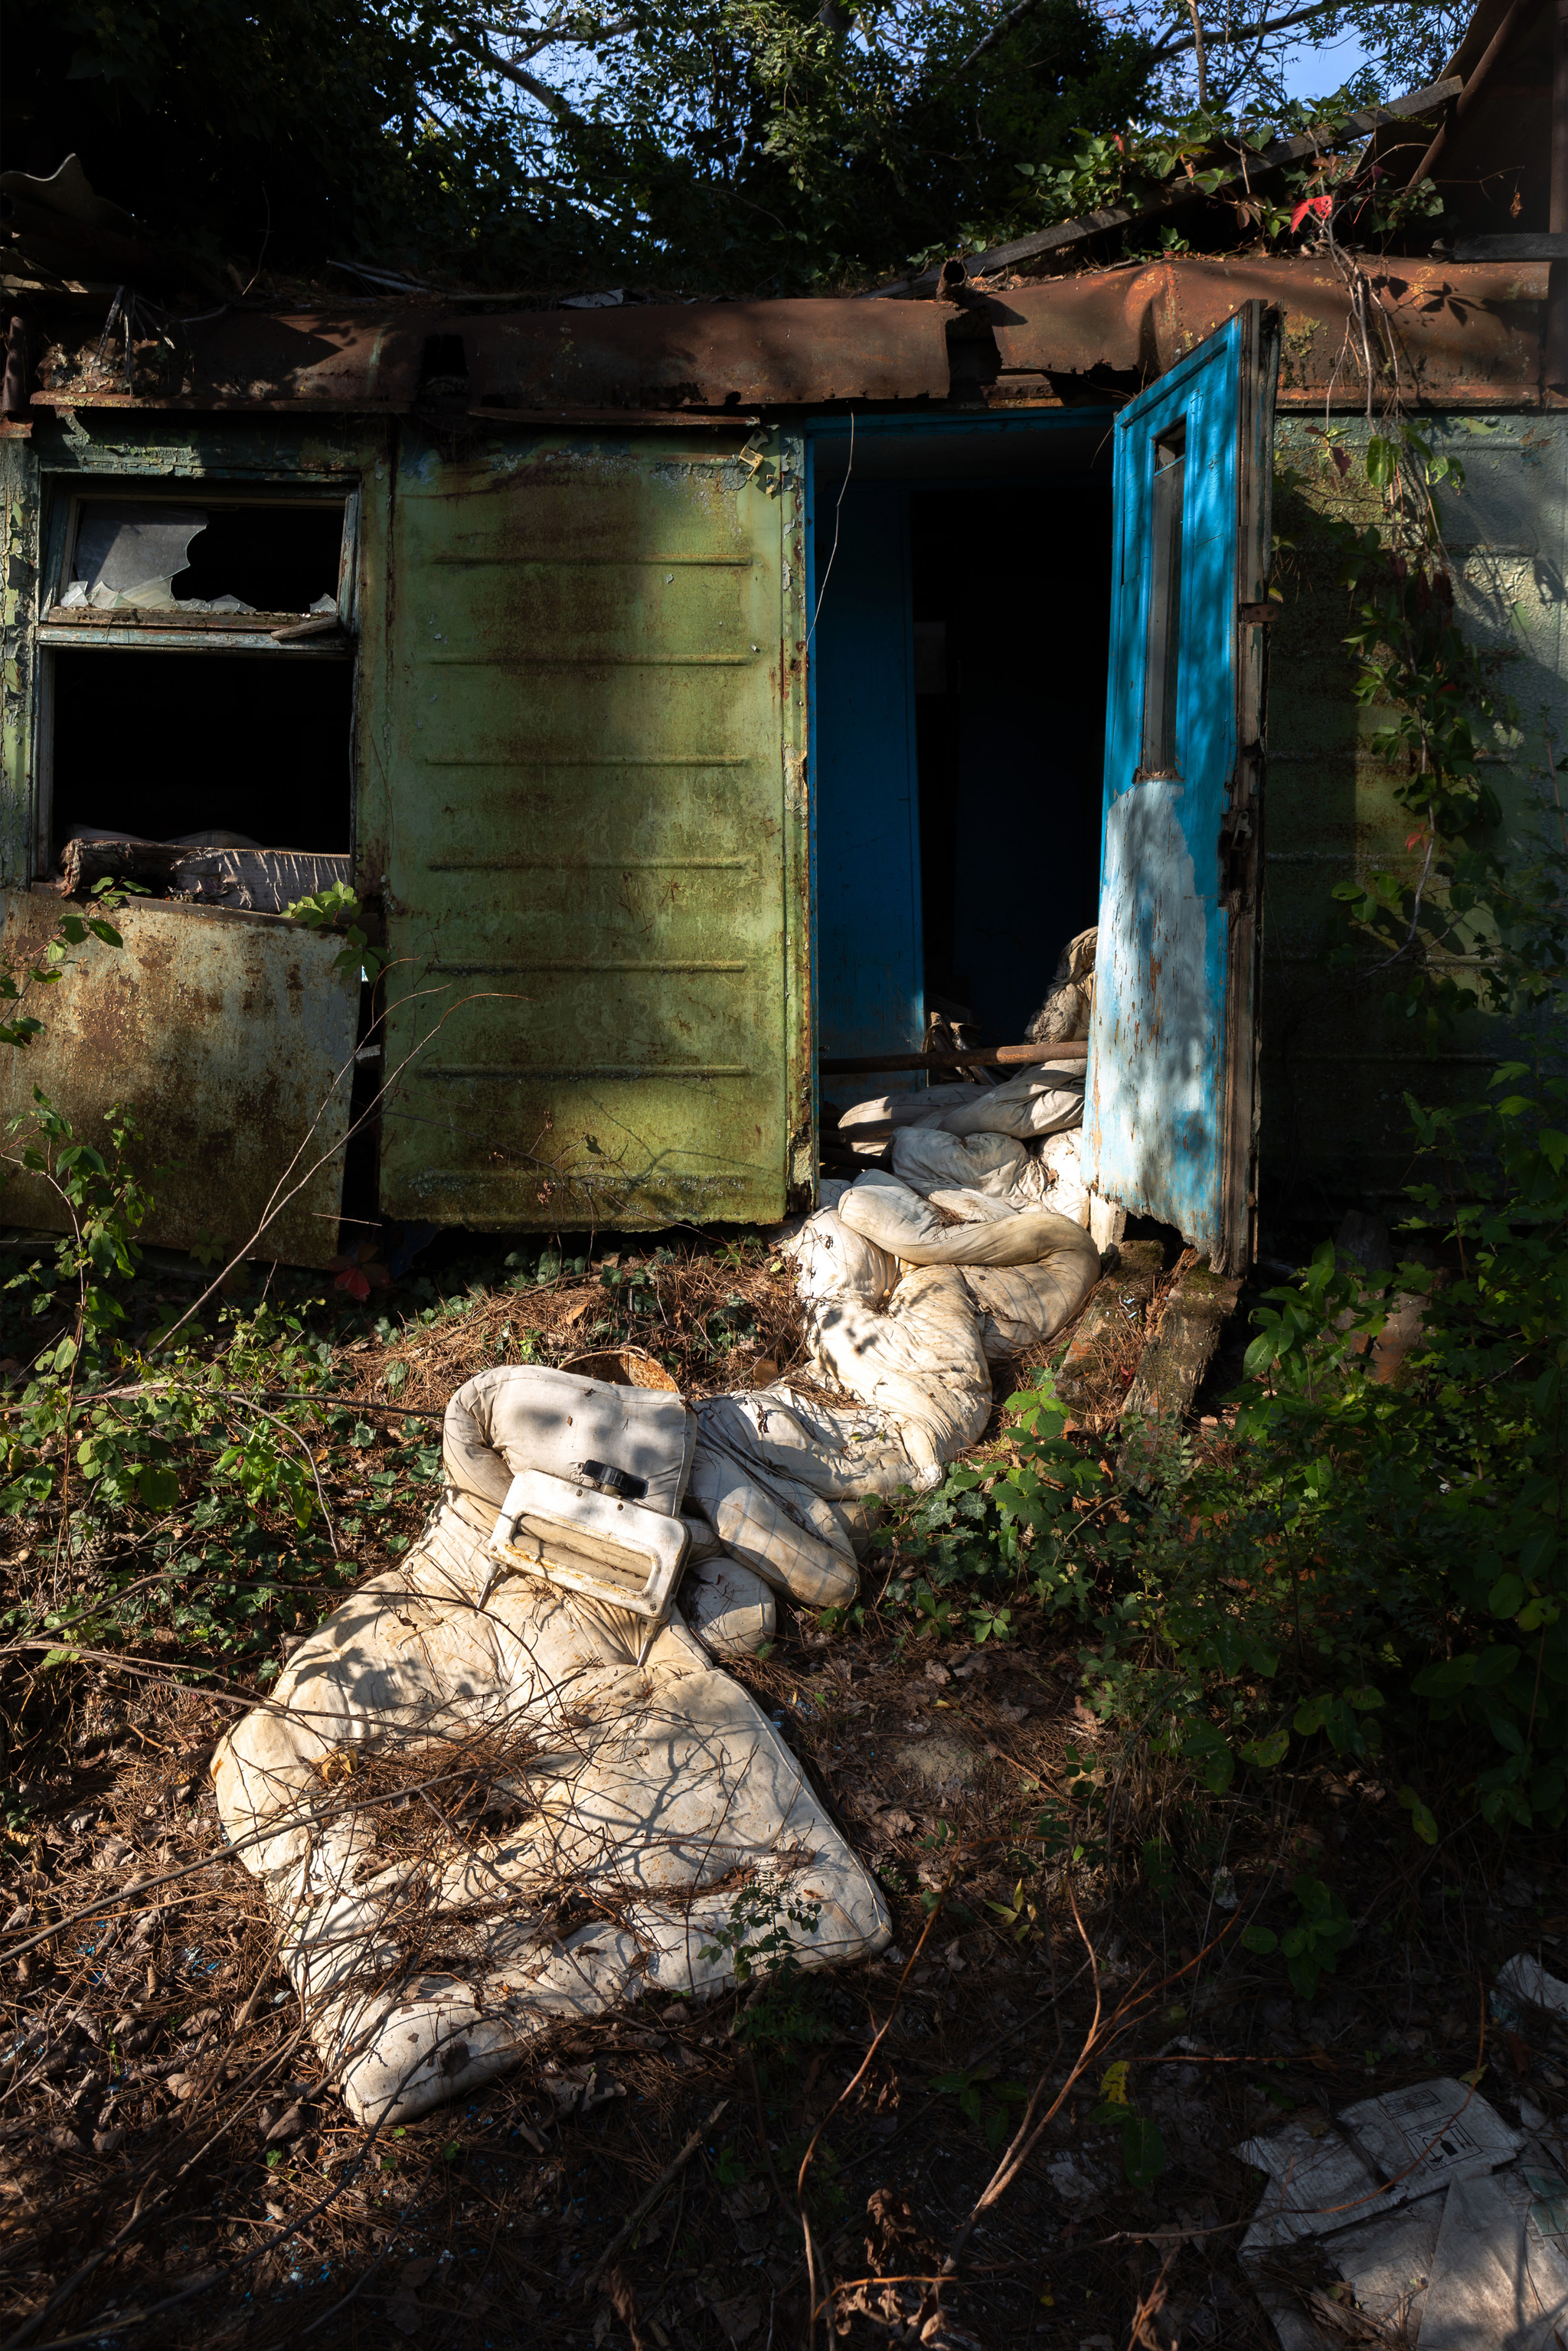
[0,895,360,1267]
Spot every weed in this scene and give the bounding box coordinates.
[932,2062,1029,2150]
[1087,2060,1167,2189]
[700,1879,829,2053]
[1242,1873,1357,2001]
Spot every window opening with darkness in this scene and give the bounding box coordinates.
[50,652,354,860]
[41,491,357,906]
[1138,424,1186,778]
[57,498,348,619]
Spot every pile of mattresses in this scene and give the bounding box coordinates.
[211,1062,1102,2126]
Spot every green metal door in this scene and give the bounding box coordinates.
[377,425,809,1231]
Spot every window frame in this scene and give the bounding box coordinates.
[33,475,363,883]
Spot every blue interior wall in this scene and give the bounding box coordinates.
[809,481,923,1064]
[807,414,1112,1065]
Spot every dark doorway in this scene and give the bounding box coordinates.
[910,482,1110,1041]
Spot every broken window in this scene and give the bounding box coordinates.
[1139,425,1186,778]
[54,495,348,619]
[38,486,356,907]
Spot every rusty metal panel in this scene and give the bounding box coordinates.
[28,302,949,416]
[462,301,951,409]
[377,422,806,1231]
[1086,303,1277,1272]
[0,893,358,1265]
[988,258,1547,406]
[34,311,436,412]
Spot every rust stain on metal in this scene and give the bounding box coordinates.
[0,892,359,1266]
[987,257,1548,403]
[462,300,951,408]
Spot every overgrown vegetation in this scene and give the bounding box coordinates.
[8,0,1466,291]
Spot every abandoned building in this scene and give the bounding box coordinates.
[0,0,1563,1278]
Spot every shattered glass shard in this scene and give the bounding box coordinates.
[72,504,207,607]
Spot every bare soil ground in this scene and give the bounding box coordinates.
[2,1229,1563,2351]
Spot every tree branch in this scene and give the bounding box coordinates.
[444,30,590,122]
[1146,0,1423,65]
[953,0,1046,74]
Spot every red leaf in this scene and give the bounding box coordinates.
[1330,447,1351,477]
[1290,196,1332,232]
[334,1267,372,1301]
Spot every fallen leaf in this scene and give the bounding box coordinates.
[385,2286,423,2336]
[400,2256,438,2287]
[709,2293,762,2344]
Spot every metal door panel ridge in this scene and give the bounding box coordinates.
[1086,300,1279,1272]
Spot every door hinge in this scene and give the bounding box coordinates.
[1238,602,1274,626]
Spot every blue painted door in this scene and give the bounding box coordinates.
[812,483,923,1070]
[1085,302,1279,1273]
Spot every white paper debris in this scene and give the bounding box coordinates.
[1237,2080,1568,2349]
[1497,1954,1568,2021]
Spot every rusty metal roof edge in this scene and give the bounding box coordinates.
[28,393,406,413]
[21,258,1550,416]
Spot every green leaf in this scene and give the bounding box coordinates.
[1396,1786,1439,1844]
[1488,1572,1525,1619]
[1242,1726,1289,1770]
[1365,435,1398,488]
[1241,1923,1279,1954]
[1119,2114,1166,2189]
[1141,1839,1176,1899]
